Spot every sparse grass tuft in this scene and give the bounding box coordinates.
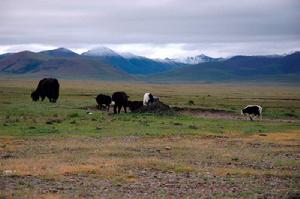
[68,113,80,118]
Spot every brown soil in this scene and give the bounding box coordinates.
[173,106,243,120]
[132,101,174,115]
[175,107,300,123]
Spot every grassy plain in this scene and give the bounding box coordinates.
[0,79,299,198]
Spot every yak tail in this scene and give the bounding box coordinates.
[258,106,263,119]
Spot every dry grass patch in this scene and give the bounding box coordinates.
[212,167,300,178]
[248,131,300,145]
[1,133,299,180]
[2,157,61,176]
[0,137,24,153]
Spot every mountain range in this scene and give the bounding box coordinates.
[81,47,183,74]
[152,52,300,83]
[0,47,299,83]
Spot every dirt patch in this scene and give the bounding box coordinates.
[174,106,300,123]
[132,101,174,115]
[80,105,99,111]
[129,103,234,117]
[173,107,229,113]
[174,106,246,120]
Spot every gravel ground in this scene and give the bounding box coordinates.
[1,134,299,199]
[1,169,299,199]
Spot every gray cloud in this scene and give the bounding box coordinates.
[0,0,299,57]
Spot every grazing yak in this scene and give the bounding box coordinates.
[241,105,262,120]
[112,91,129,114]
[31,78,59,103]
[96,94,112,111]
[127,101,144,112]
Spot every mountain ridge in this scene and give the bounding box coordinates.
[0,49,132,80]
[0,47,299,83]
[150,51,300,83]
[39,48,79,57]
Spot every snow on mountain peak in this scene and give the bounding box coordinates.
[119,52,140,59]
[55,47,73,52]
[82,46,119,57]
[155,58,175,63]
[170,54,218,64]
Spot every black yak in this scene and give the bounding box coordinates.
[31,78,59,103]
[112,91,129,114]
[127,101,144,112]
[96,94,112,111]
[241,105,262,120]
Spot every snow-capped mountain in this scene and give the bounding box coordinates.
[81,47,222,65]
[81,47,182,74]
[82,46,120,57]
[171,54,223,64]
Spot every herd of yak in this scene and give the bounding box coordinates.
[30,78,263,120]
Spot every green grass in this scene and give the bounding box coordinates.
[0,80,299,138]
[0,97,298,138]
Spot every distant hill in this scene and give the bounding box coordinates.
[81,47,183,75]
[151,52,300,83]
[0,49,132,80]
[39,48,79,57]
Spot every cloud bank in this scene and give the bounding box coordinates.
[0,0,299,58]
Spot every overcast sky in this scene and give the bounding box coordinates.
[0,0,299,58]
